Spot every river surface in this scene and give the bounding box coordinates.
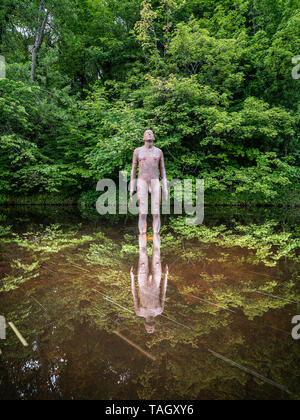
[0,205,299,400]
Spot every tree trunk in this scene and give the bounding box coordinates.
[30,4,50,82]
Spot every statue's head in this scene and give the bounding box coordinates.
[145,316,155,334]
[143,130,155,144]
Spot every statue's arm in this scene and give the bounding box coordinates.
[130,149,138,200]
[160,151,168,200]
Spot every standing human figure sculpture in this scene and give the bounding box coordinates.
[130,130,168,234]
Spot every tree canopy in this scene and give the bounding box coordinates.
[0,0,299,205]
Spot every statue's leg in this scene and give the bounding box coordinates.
[152,233,162,287]
[138,234,149,285]
[137,179,148,235]
[151,179,161,234]
[139,214,147,235]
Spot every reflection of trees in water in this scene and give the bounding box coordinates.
[0,218,299,400]
[169,218,300,267]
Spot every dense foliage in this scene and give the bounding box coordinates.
[0,0,299,205]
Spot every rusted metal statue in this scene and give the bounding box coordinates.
[130,234,168,334]
[130,130,168,234]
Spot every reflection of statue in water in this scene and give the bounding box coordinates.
[130,130,168,235]
[130,234,168,334]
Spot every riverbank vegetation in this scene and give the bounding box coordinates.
[0,0,299,205]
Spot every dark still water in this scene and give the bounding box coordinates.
[0,205,299,400]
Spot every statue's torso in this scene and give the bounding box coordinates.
[136,146,161,182]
